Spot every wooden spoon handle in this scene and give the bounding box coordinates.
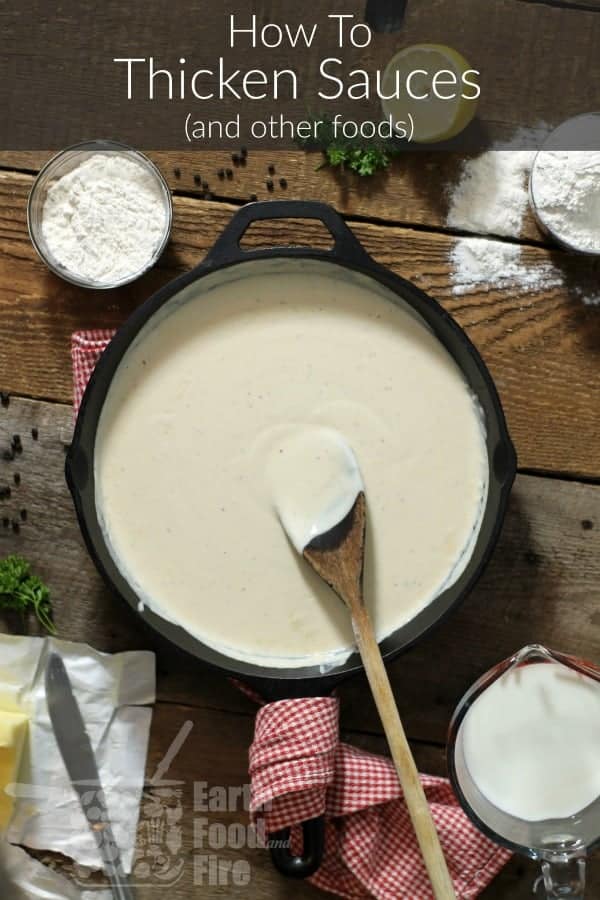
[352,605,457,900]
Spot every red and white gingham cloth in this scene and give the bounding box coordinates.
[72,330,512,900]
[249,697,511,900]
[71,329,116,414]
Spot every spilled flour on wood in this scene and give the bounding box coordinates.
[446,134,600,304]
[449,238,562,295]
[447,149,536,239]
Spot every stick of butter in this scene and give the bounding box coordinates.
[0,710,28,834]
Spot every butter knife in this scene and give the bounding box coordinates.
[45,652,135,900]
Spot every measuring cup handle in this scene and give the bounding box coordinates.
[534,855,586,899]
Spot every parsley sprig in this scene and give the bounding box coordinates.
[0,555,55,633]
[298,116,402,176]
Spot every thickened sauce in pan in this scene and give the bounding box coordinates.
[95,260,488,668]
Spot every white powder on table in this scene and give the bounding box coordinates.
[575,285,600,307]
[446,128,545,239]
[449,237,562,295]
[447,149,535,238]
[41,153,168,285]
[531,151,600,253]
[446,139,541,295]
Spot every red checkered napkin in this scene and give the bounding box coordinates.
[250,697,511,900]
[72,330,512,899]
[71,329,116,414]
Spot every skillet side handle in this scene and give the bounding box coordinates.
[65,443,89,494]
[268,815,325,879]
[204,200,372,268]
[493,437,517,487]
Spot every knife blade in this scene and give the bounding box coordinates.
[45,652,135,900]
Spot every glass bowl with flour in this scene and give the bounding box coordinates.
[28,140,172,288]
[529,113,600,257]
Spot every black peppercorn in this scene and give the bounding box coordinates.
[268,164,275,175]
[217,169,225,179]
[279,177,287,189]
[226,168,233,179]
[20,509,27,521]
[194,174,201,185]
[173,167,181,178]
[232,153,240,165]
[31,428,39,440]
[13,473,20,486]
[266,179,274,191]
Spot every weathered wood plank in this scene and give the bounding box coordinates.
[0,148,545,242]
[0,171,599,477]
[1,396,599,747]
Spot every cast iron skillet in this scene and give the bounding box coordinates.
[66,201,516,879]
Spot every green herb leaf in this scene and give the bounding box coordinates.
[0,555,55,633]
[298,115,401,177]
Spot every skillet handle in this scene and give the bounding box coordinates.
[268,815,325,879]
[205,200,372,268]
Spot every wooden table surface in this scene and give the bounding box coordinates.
[0,144,599,899]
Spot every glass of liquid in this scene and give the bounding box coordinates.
[448,644,600,899]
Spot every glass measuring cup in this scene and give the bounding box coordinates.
[448,644,600,898]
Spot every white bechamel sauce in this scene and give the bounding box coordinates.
[461,661,600,822]
[95,259,488,668]
[267,425,364,553]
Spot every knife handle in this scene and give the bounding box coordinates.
[94,819,136,900]
[107,868,136,900]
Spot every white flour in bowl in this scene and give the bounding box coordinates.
[41,153,168,285]
[531,151,600,253]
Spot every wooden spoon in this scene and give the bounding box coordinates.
[296,492,456,900]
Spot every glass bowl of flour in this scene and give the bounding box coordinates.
[529,113,600,257]
[27,140,172,288]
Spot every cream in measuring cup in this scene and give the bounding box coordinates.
[450,645,600,899]
[460,658,600,822]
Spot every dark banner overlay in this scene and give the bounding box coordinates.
[1,0,600,150]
